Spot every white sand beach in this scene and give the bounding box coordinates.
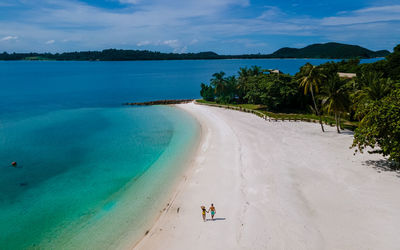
[133,103,400,250]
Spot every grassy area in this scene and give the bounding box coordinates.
[196,99,358,131]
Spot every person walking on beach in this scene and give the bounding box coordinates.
[201,206,208,222]
[208,204,216,220]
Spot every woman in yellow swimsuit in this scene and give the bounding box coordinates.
[208,204,216,220]
[201,206,208,222]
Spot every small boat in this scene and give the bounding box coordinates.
[11,162,17,167]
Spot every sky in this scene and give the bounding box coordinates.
[0,0,399,54]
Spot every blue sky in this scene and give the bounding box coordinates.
[0,0,399,54]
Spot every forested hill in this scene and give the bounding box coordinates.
[0,43,390,61]
[269,42,390,59]
[0,50,221,61]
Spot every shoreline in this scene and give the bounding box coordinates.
[132,103,400,250]
[129,104,207,249]
[113,105,202,249]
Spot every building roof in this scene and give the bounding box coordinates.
[338,72,357,78]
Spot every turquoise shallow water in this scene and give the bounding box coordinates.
[0,59,381,249]
[0,106,199,249]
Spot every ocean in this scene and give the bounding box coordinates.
[0,58,380,249]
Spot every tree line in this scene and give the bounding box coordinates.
[0,43,390,61]
[200,45,400,166]
[0,50,221,61]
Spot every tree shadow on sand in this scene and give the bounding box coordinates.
[363,159,400,177]
[339,130,354,135]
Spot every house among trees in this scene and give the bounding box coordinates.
[338,72,357,78]
[268,69,281,74]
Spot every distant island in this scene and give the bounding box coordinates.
[268,43,389,59]
[0,42,389,61]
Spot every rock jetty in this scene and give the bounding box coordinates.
[124,99,194,106]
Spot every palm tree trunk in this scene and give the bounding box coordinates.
[310,88,325,132]
[335,112,340,133]
[338,113,342,132]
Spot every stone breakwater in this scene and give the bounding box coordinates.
[124,99,194,106]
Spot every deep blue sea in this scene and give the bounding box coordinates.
[0,58,381,249]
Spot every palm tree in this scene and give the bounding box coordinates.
[352,72,393,120]
[210,71,226,98]
[224,76,238,103]
[299,63,326,132]
[363,76,392,101]
[321,75,349,133]
[237,66,264,103]
[237,68,250,103]
[249,65,262,75]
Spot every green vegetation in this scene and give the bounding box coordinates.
[298,63,326,132]
[270,42,389,59]
[199,44,400,166]
[196,100,357,130]
[0,50,221,61]
[321,73,349,133]
[0,43,389,61]
[352,89,400,166]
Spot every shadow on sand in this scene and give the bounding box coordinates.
[206,218,226,221]
[339,130,354,135]
[363,159,400,177]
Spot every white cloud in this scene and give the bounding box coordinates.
[222,38,268,48]
[1,35,18,41]
[0,0,398,53]
[190,39,198,44]
[355,5,400,14]
[163,40,179,46]
[45,39,55,44]
[0,0,303,53]
[321,5,400,26]
[137,40,150,46]
[118,0,140,4]
[258,6,284,20]
[162,40,189,53]
[174,46,187,53]
[0,1,16,7]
